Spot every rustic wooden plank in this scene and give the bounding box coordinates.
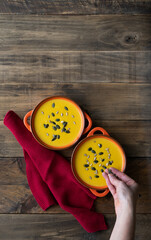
[0,15,150,51]
[0,0,151,15]
[0,214,150,240]
[0,157,150,214]
[0,51,150,83]
[0,83,151,121]
[1,119,151,158]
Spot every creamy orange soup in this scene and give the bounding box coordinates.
[34,98,83,148]
[74,137,124,188]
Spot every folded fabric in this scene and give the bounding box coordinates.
[4,110,107,232]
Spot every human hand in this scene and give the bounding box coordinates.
[102,168,139,218]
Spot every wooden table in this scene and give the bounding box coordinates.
[0,1,151,239]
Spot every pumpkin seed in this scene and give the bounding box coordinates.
[41,111,44,114]
[106,148,109,151]
[84,153,87,156]
[61,120,64,123]
[94,140,96,143]
[86,160,90,164]
[106,163,109,166]
[99,164,102,167]
[66,112,68,116]
[73,121,76,124]
[46,133,49,136]
[56,125,60,129]
[44,124,49,128]
[63,122,67,127]
[89,176,92,180]
[95,170,98,174]
[51,135,57,141]
[108,169,112,174]
[98,144,102,148]
[91,167,96,171]
[101,169,104,173]
[57,135,60,139]
[102,165,107,169]
[52,103,55,108]
[56,119,60,122]
[90,163,93,166]
[99,152,103,155]
[61,113,63,116]
[94,160,98,164]
[56,111,59,114]
[86,168,89,171]
[65,130,70,133]
[64,106,68,111]
[92,150,96,154]
[94,157,97,160]
[72,115,74,118]
[53,126,57,131]
[51,113,55,117]
[88,147,92,151]
[84,164,89,167]
[95,175,99,178]
[49,121,56,125]
[94,153,97,156]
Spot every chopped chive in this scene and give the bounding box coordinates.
[41,111,44,114]
[57,135,60,139]
[92,150,96,154]
[102,159,105,162]
[88,147,92,151]
[84,164,89,167]
[98,144,102,148]
[53,126,57,131]
[95,175,99,178]
[101,169,104,173]
[65,130,70,133]
[102,165,107,169]
[108,169,112,174]
[51,113,55,117]
[64,106,68,111]
[91,167,96,171]
[99,152,103,155]
[56,119,60,122]
[89,176,92,180]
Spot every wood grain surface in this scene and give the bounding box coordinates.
[0,0,151,15]
[0,214,150,240]
[0,1,151,239]
[0,51,150,83]
[0,15,150,51]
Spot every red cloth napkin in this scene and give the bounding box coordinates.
[4,110,107,232]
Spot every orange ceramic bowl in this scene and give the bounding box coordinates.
[23,96,92,150]
[71,127,126,197]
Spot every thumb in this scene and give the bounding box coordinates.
[108,173,120,187]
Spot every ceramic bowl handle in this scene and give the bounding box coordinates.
[87,127,109,137]
[23,110,33,132]
[82,112,92,135]
[89,188,109,197]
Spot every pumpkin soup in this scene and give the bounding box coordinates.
[74,136,125,188]
[34,98,84,148]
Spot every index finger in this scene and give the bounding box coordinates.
[110,167,135,186]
